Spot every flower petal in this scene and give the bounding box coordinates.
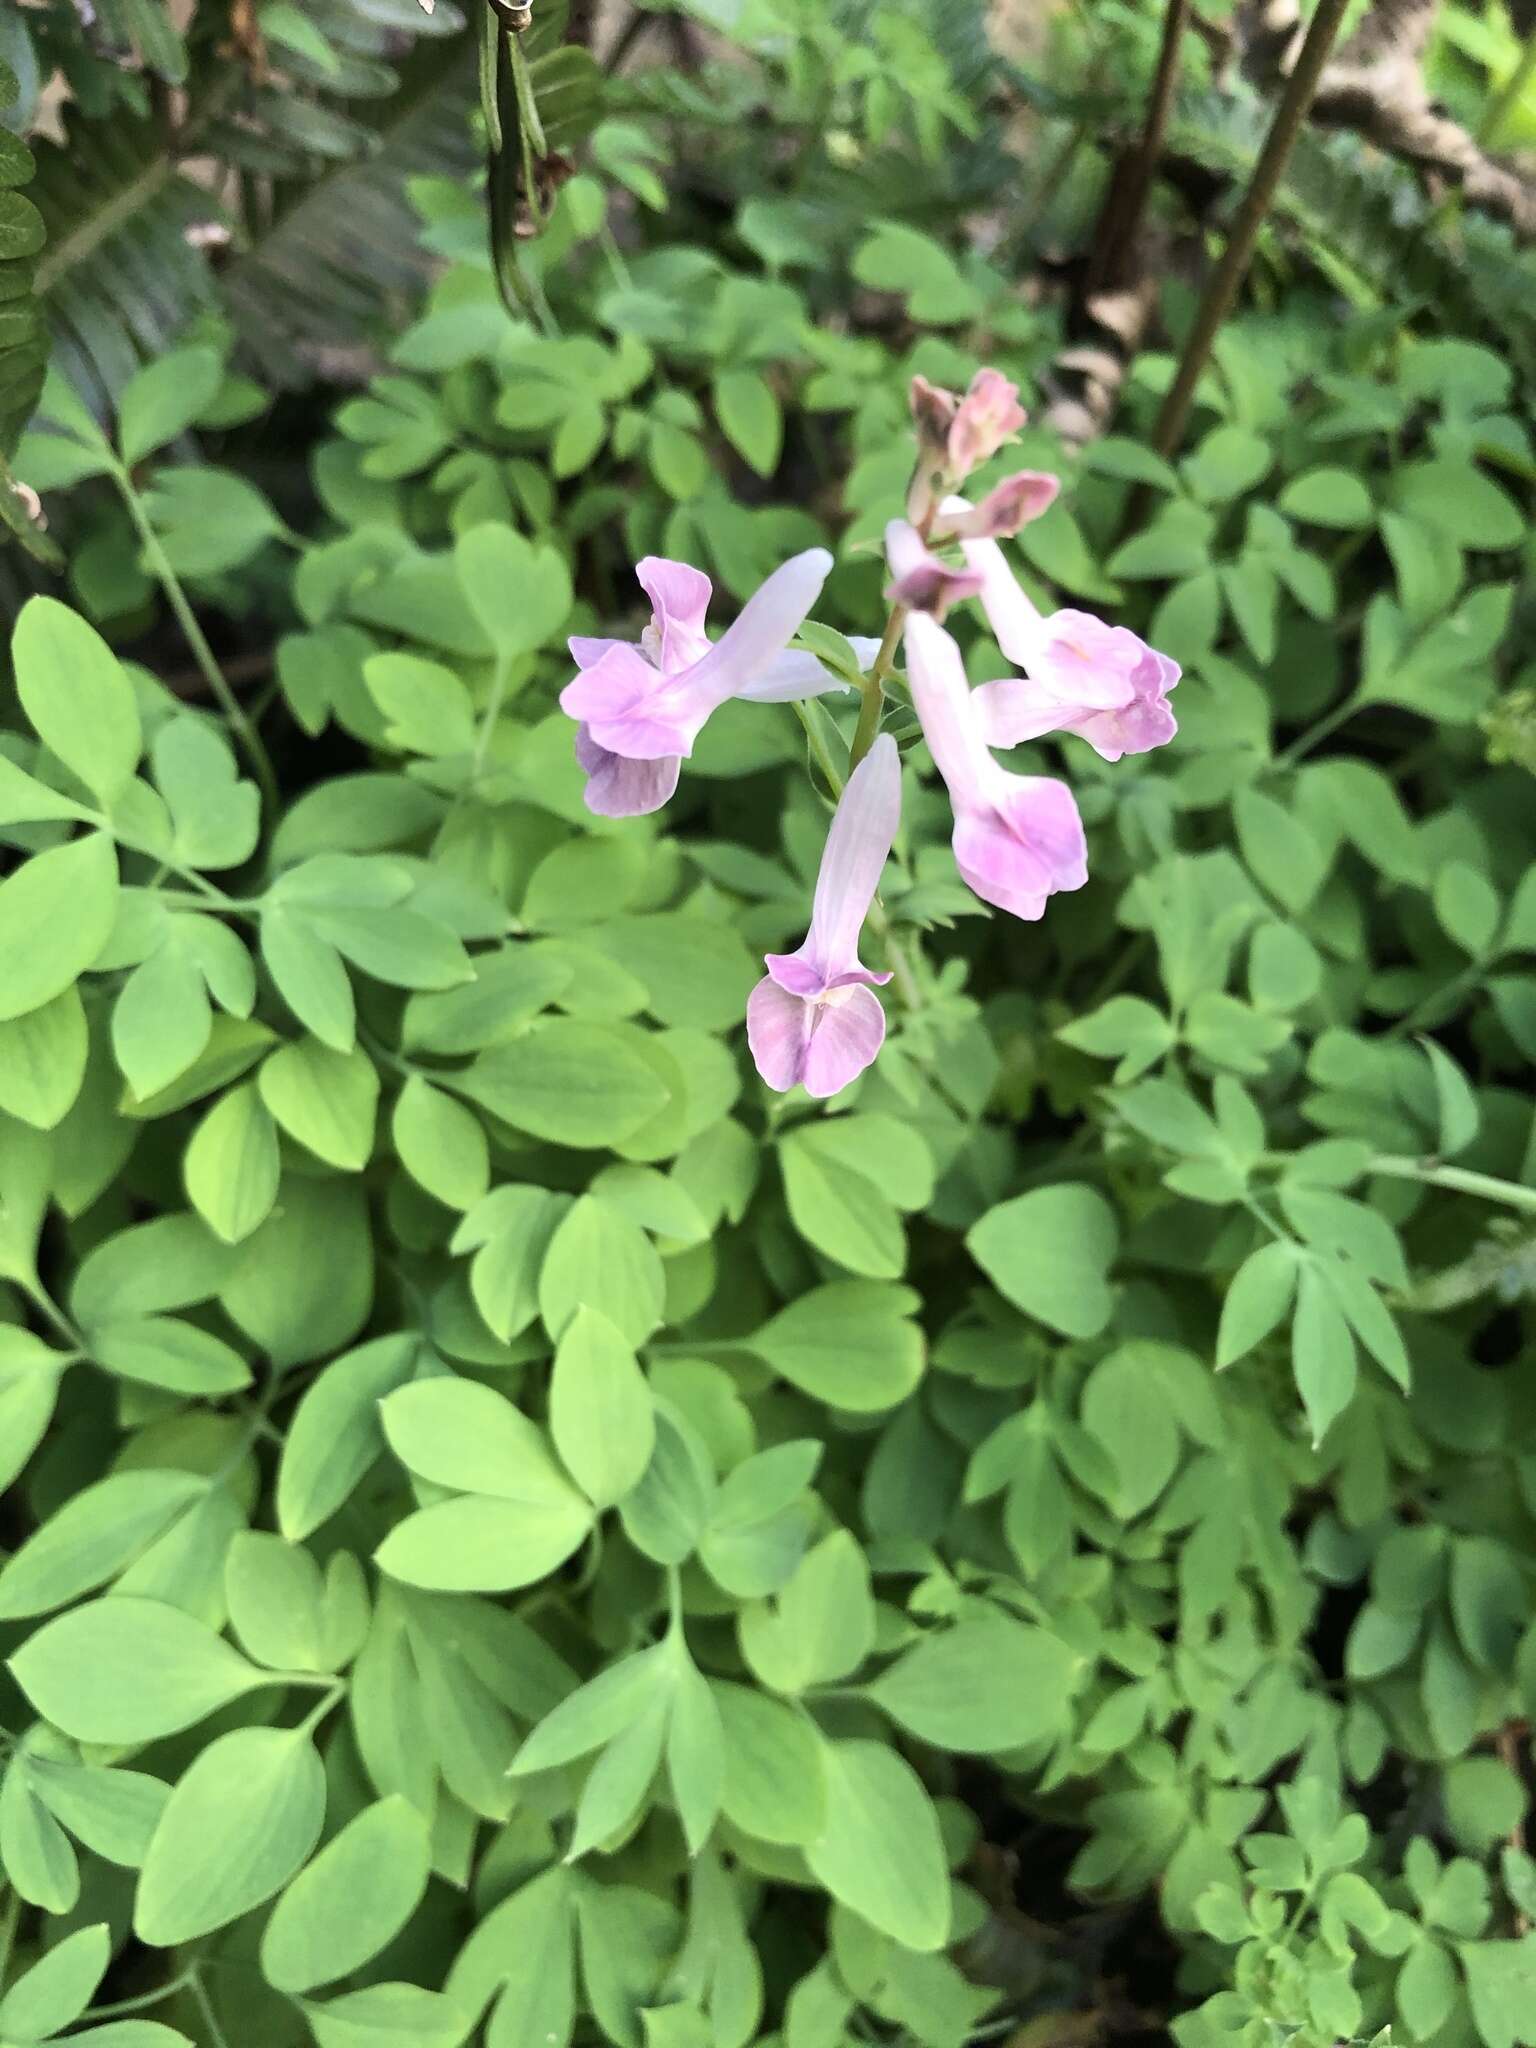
[934,473,1060,541]
[904,611,990,810]
[680,548,833,717]
[971,676,1071,749]
[569,635,628,670]
[952,774,1087,921]
[574,727,681,817]
[955,533,1051,670]
[884,519,984,619]
[561,643,692,760]
[746,975,812,1092]
[802,985,887,1099]
[636,557,712,672]
[739,649,853,703]
[804,732,902,983]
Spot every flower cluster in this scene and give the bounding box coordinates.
[558,369,1179,1099]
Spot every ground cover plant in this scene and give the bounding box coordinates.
[1,2,1535,2045]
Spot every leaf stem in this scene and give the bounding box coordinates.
[1368,1156,1536,1216]
[85,1967,199,2021]
[114,470,279,818]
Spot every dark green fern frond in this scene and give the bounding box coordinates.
[221,31,478,387]
[27,0,477,406]
[0,58,57,566]
[1169,88,1536,376]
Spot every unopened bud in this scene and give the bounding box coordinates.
[947,369,1026,480]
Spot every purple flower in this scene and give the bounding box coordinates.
[747,734,901,1099]
[884,519,984,621]
[562,549,834,816]
[905,612,1087,922]
[932,471,1060,541]
[958,530,1180,763]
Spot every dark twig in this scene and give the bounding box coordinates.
[1151,0,1351,460]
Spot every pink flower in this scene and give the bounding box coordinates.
[932,471,1060,541]
[747,734,901,1099]
[947,370,1027,479]
[884,519,983,621]
[905,612,1087,922]
[957,529,1179,763]
[562,550,833,816]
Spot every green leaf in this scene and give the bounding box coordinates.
[851,222,982,323]
[461,1023,670,1149]
[739,1531,874,1693]
[1217,1240,1299,1368]
[278,1336,419,1542]
[305,1984,470,2048]
[539,1193,665,1346]
[781,1124,905,1280]
[0,832,119,1023]
[1278,467,1374,527]
[0,1758,78,1911]
[453,1185,568,1343]
[667,1653,725,1855]
[749,1282,924,1411]
[9,1597,265,1743]
[381,1376,580,1505]
[455,525,572,658]
[13,597,142,805]
[551,1307,656,1509]
[805,1740,951,1952]
[183,1082,280,1244]
[258,1038,378,1170]
[135,1725,325,1946]
[376,1494,593,1594]
[867,1612,1079,1753]
[1081,1343,1185,1516]
[620,1410,716,1567]
[714,1681,826,1845]
[113,939,213,1103]
[0,1469,206,1619]
[0,1329,65,1493]
[261,907,355,1052]
[1234,787,1326,913]
[117,347,224,466]
[150,717,259,869]
[1419,1037,1480,1157]
[0,985,88,1129]
[714,370,782,476]
[392,1075,489,1210]
[89,1313,250,1396]
[261,1797,431,1996]
[1293,1261,1358,1445]
[1392,458,1523,551]
[1460,1935,1536,2048]
[0,1920,109,2040]
[364,652,476,757]
[966,1184,1118,1339]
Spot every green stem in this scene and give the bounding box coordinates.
[791,700,845,797]
[1369,1156,1536,1216]
[190,1971,234,2048]
[1270,689,1362,772]
[1150,0,1351,460]
[85,1968,199,2021]
[22,1283,81,1351]
[472,652,513,782]
[115,471,279,819]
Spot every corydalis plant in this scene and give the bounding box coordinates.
[557,369,1182,1097]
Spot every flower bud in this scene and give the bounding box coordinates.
[947,369,1026,479]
